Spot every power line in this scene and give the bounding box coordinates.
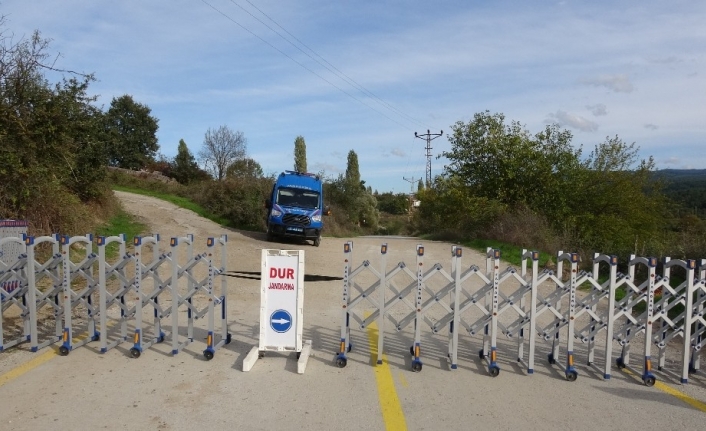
[200,0,414,131]
[241,0,427,129]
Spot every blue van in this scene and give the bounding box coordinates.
[265,171,330,246]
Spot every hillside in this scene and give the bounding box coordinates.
[655,169,706,214]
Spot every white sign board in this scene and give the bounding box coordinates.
[258,249,304,352]
[0,220,28,264]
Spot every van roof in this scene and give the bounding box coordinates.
[276,171,323,191]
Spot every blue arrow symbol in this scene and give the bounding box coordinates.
[270,309,293,333]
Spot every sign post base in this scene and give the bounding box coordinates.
[242,346,260,372]
[241,340,312,374]
[296,340,312,374]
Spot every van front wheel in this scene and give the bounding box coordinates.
[313,236,321,247]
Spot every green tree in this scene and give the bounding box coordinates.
[376,192,408,215]
[226,157,263,179]
[412,176,504,237]
[339,150,378,228]
[0,25,109,233]
[442,111,582,223]
[417,179,424,192]
[172,139,201,184]
[344,150,362,197]
[569,136,667,255]
[199,125,247,180]
[357,193,379,229]
[104,94,159,170]
[294,135,307,173]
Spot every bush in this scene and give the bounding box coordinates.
[377,213,411,236]
[482,206,559,254]
[411,178,505,238]
[21,178,100,236]
[185,177,271,230]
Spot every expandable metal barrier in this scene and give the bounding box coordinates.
[0,233,230,360]
[167,234,230,359]
[337,242,705,386]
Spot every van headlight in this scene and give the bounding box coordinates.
[311,214,322,222]
[271,209,282,217]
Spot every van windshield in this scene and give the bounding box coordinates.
[276,188,320,209]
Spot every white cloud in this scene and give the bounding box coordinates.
[390,148,406,157]
[663,157,680,165]
[546,110,599,132]
[644,124,659,130]
[586,104,607,116]
[580,74,634,93]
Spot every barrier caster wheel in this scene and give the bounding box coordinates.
[347,343,353,353]
[644,376,656,387]
[258,351,265,359]
[616,358,626,369]
[548,354,556,365]
[203,350,214,361]
[566,371,578,382]
[296,352,301,360]
[92,334,100,342]
[336,357,347,368]
[59,346,70,356]
[412,361,423,372]
[489,366,500,377]
[478,349,485,360]
[157,334,165,343]
[226,333,232,345]
[130,348,141,359]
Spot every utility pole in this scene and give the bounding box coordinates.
[403,176,416,219]
[403,176,416,195]
[414,129,443,187]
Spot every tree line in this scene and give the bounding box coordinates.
[412,111,704,260]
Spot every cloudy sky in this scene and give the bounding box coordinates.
[2,0,704,193]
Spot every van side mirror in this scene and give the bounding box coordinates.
[264,199,272,209]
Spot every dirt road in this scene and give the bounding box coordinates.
[0,191,704,430]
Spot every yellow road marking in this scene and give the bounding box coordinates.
[365,318,408,431]
[624,368,706,413]
[0,324,112,389]
[654,380,706,412]
[0,347,58,388]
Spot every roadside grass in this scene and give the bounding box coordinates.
[113,185,230,227]
[95,208,147,258]
[462,238,553,268]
